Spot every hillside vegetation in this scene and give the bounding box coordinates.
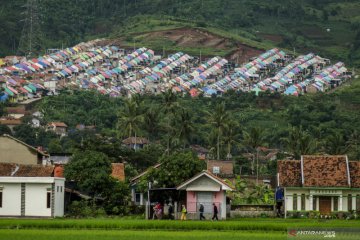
[1,0,360,67]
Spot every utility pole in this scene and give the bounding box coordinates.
[18,0,43,57]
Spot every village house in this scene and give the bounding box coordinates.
[0,163,65,217]
[47,122,68,137]
[176,171,233,220]
[0,118,22,132]
[190,145,209,160]
[206,160,234,179]
[0,134,49,165]
[277,155,360,217]
[122,137,149,150]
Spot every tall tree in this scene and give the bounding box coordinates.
[206,102,230,160]
[116,98,143,140]
[64,150,112,199]
[283,126,316,159]
[175,108,195,149]
[243,127,265,175]
[161,90,178,153]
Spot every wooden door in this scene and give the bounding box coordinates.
[319,197,331,215]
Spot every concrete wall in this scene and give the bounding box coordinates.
[0,179,64,217]
[25,183,52,217]
[0,137,39,165]
[54,179,65,217]
[0,183,21,216]
[285,188,360,214]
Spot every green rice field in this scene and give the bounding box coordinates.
[0,218,359,240]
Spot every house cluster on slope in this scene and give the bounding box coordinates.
[0,39,353,103]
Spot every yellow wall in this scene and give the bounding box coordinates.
[0,136,39,165]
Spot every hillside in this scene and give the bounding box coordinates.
[1,0,360,67]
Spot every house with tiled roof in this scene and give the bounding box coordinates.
[277,155,360,217]
[47,122,68,137]
[122,137,149,150]
[0,134,49,165]
[0,163,65,217]
[177,170,234,220]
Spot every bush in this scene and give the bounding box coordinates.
[67,200,106,218]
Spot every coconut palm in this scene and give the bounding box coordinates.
[161,90,179,153]
[206,102,230,160]
[116,98,143,141]
[143,105,160,142]
[223,120,240,160]
[243,127,265,175]
[283,125,316,159]
[175,108,195,149]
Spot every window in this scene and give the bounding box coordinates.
[333,197,338,211]
[301,194,305,210]
[60,186,63,192]
[348,194,352,211]
[47,192,51,209]
[135,193,141,203]
[0,191,2,208]
[213,166,220,174]
[313,196,317,211]
[293,194,298,211]
[57,186,59,192]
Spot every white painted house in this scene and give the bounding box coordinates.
[0,163,65,217]
[278,155,360,217]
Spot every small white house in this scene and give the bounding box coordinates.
[0,163,65,217]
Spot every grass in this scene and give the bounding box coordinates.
[0,229,286,240]
[0,218,359,231]
[0,218,359,240]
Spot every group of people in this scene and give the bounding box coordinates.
[181,203,219,221]
[152,202,174,220]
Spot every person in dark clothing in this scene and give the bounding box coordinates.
[212,203,218,221]
[199,203,205,220]
[168,203,174,220]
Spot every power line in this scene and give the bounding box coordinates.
[18,0,43,57]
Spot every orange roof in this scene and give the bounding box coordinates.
[49,122,68,127]
[111,163,125,181]
[0,163,54,177]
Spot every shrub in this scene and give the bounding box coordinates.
[67,200,106,218]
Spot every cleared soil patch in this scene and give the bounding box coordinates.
[100,27,263,63]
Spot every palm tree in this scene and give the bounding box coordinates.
[243,127,265,175]
[143,105,160,142]
[223,120,240,160]
[175,108,194,149]
[206,102,230,160]
[161,90,178,153]
[283,126,316,159]
[325,132,348,155]
[116,98,143,142]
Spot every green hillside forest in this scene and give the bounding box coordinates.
[1,0,360,67]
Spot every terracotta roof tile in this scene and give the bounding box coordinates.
[111,163,125,181]
[278,160,302,187]
[303,155,348,187]
[349,161,360,188]
[0,163,54,177]
[122,137,149,145]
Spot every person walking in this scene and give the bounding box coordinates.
[168,203,174,220]
[212,203,218,221]
[181,204,187,221]
[199,203,205,220]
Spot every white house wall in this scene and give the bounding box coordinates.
[54,179,65,217]
[285,188,360,212]
[25,183,52,217]
[0,183,21,216]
